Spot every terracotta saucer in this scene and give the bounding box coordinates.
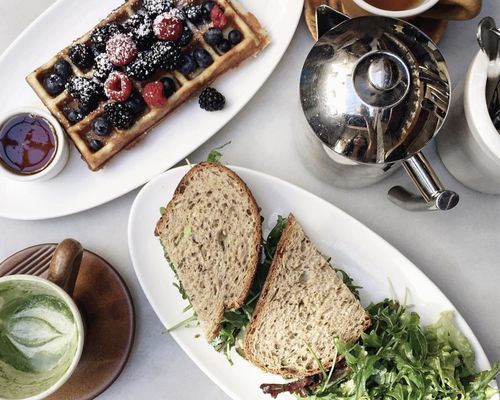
[0,244,135,400]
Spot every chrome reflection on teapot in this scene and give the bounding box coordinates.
[299,6,459,211]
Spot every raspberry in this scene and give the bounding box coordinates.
[104,71,132,102]
[143,82,167,108]
[106,34,138,66]
[210,5,227,29]
[153,14,183,41]
[198,87,225,111]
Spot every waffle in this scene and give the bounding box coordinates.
[26,0,269,170]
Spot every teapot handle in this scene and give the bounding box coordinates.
[387,152,459,211]
[47,239,83,297]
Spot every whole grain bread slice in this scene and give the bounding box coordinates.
[155,162,262,341]
[244,214,371,378]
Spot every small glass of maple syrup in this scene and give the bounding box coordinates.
[0,107,68,182]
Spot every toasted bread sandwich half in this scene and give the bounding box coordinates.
[155,162,262,341]
[244,214,371,378]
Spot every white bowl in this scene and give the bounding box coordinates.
[0,107,68,182]
[351,0,439,18]
[437,51,500,194]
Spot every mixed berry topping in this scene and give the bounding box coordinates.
[143,81,168,108]
[183,4,207,24]
[104,71,132,102]
[199,87,225,111]
[193,48,213,68]
[143,0,173,16]
[177,25,193,47]
[210,4,227,29]
[64,107,83,124]
[105,102,135,130]
[124,13,154,50]
[43,73,65,96]
[66,76,102,110]
[53,59,72,79]
[203,28,223,46]
[125,92,147,116]
[153,13,183,41]
[151,41,182,70]
[106,34,138,66]
[228,29,242,45]
[178,54,197,75]
[93,53,115,82]
[160,77,176,97]
[69,44,94,70]
[91,23,124,52]
[89,139,104,151]
[125,51,156,80]
[92,117,112,136]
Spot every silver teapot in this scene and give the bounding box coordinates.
[299,6,459,211]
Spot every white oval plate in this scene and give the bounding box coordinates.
[128,165,498,400]
[0,0,303,220]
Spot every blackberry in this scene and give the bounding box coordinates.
[93,53,115,82]
[123,13,154,50]
[125,92,147,116]
[91,23,124,52]
[125,51,156,80]
[53,59,72,79]
[43,73,65,96]
[203,28,223,46]
[69,44,94,70]
[177,25,193,47]
[182,4,206,24]
[143,0,173,16]
[105,102,135,130]
[198,87,225,111]
[65,76,102,110]
[151,41,181,71]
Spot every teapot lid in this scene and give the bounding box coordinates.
[300,16,450,164]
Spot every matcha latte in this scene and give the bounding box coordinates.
[0,277,83,399]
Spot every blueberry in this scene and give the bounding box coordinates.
[64,108,82,124]
[125,92,147,116]
[203,28,223,46]
[178,25,193,47]
[92,117,112,136]
[89,139,104,151]
[217,38,231,53]
[193,48,213,68]
[178,54,197,75]
[53,60,72,79]
[203,0,215,12]
[43,73,65,96]
[160,77,176,97]
[228,30,242,45]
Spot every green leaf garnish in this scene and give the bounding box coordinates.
[207,150,223,164]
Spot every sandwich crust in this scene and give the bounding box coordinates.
[155,162,262,341]
[244,214,371,377]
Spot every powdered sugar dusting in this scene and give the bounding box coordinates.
[106,34,138,66]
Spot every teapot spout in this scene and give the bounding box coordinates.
[316,5,350,39]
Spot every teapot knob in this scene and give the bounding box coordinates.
[368,57,400,91]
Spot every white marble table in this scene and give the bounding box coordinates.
[0,1,499,398]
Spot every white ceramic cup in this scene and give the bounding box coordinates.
[436,51,500,194]
[343,0,439,18]
[0,107,68,182]
[0,240,85,400]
